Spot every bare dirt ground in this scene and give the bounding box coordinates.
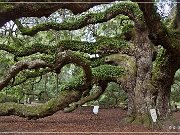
[0,107,179,135]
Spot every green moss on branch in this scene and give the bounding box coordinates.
[152,47,167,82]
[64,85,105,113]
[0,36,128,58]
[12,69,52,86]
[90,57,106,67]
[59,64,125,91]
[16,2,142,36]
[105,54,136,76]
[0,60,52,91]
[0,90,82,119]
[92,65,124,80]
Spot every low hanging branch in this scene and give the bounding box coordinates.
[64,82,107,113]
[11,69,51,87]
[0,90,82,119]
[15,2,142,36]
[61,58,126,114]
[0,50,93,91]
[0,50,93,119]
[0,59,52,91]
[0,53,125,119]
[55,50,92,90]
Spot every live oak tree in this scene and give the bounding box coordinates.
[0,0,180,128]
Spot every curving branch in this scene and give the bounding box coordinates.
[0,0,115,27]
[134,0,180,57]
[0,37,128,57]
[0,90,82,119]
[62,63,125,113]
[0,59,52,91]
[11,69,51,87]
[64,81,107,113]
[58,64,124,98]
[0,54,125,119]
[55,50,92,91]
[15,2,142,36]
[0,50,93,91]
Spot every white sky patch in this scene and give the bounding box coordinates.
[0,20,17,37]
[157,1,172,17]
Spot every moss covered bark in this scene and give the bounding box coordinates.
[15,2,142,36]
[64,83,107,113]
[0,60,125,119]
[0,60,52,91]
[0,1,114,27]
[0,90,82,119]
[0,36,128,58]
[135,0,180,57]
[152,49,180,119]
[105,54,136,115]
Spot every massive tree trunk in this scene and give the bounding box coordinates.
[129,25,154,125]
[130,28,179,126]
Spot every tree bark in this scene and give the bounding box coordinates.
[0,90,82,119]
[0,0,115,27]
[133,27,153,114]
[105,54,136,116]
[153,54,180,119]
[64,81,107,113]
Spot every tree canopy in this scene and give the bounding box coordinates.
[0,0,179,127]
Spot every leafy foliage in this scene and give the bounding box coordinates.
[92,65,124,80]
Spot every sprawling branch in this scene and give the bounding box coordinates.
[11,69,51,87]
[55,50,93,91]
[0,90,82,119]
[64,82,107,113]
[0,0,115,27]
[0,37,129,58]
[0,57,125,119]
[134,0,180,57]
[63,62,125,113]
[0,43,53,57]
[0,50,93,91]
[0,71,114,119]
[59,64,124,94]
[15,2,142,36]
[0,44,125,92]
[0,59,52,90]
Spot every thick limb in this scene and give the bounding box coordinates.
[0,0,115,27]
[0,90,82,119]
[15,2,142,36]
[64,81,108,113]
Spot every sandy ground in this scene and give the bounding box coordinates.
[0,107,179,134]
